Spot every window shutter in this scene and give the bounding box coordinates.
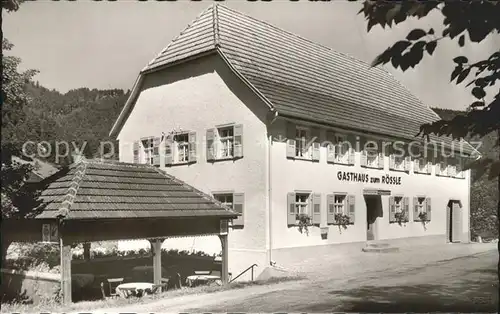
[413,197,420,221]
[312,193,321,225]
[165,139,173,166]
[403,196,409,222]
[447,160,453,176]
[427,157,433,174]
[425,197,432,221]
[327,194,335,224]
[347,195,355,224]
[389,196,395,223]
[133,141,140,163]
[152,137,161,166]
[312,142,320,161]
[404,156,411,172]
[347,135,355,165]
[458,158,465,178]
[188,131,197,162]
[389,148,395,170]
[413,158,420,173]
[206,128,216,161]
[287,192,296,226]
[232,193,244,226]
[378,151,384,169]
[326,131,335,163]
[358,138,365,166]
[286,122,296,159]
[233,124,243,158]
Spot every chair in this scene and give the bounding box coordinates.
[105,277,124,298]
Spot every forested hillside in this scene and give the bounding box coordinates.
[432,108,499,240]
[21,83,129,165]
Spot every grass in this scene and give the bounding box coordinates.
[1,276,305,314]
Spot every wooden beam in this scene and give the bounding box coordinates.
[218,234,229,285]
[60,236,72,304]
[83,243,91,260]
[150,239,163,285]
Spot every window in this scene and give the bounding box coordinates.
[174,133,189,163]
[334,135,349,164]
[448,157,458,177]
[219,127,234,158]
[142,138,155,165]
[417,156,427,173]
[438,157,448,176]
[416,197,425,213]
[295,193,310,215]
[207,125,243,161]
[214,193,244,227]
[365,141,379,168]
[295,127,311,158]
[394,154,405,171]
[215,194,233,209]
[333,194,346,214]
[413,196,431,222]
[394,197,403,213]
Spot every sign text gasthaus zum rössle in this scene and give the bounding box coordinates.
[337,171,402,185]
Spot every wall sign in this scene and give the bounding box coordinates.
[42,223,59,243]
[337,171,402,185]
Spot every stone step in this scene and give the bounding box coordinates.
[362,246,400,253]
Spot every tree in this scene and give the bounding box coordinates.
[1,1,42,262]
[356,0,499,280]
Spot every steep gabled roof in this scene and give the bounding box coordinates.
[111,4,474,154]
[12,156,60,183]
[35,159,238,220]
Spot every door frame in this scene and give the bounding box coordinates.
[364,194,381,241]
[447,199,462,243]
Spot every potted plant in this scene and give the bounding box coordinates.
[296,213,312,235]
[334,213,350,233]
[418,211,428,230]
[394,211,408,226]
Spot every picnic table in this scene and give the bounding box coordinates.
[186,271,222,287]
[116,282,157,298]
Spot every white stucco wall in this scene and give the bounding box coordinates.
[116,54,270,280]
[269,118,471,250]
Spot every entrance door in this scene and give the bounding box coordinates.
[365,195,382,241]
[447,200,462,243]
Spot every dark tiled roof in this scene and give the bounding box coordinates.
[115,4,474,154]
[35,159,238,220]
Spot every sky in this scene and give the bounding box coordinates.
[3,0,499,111]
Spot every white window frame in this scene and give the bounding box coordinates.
[218,126,234,159]
[214,193,233,209]
[295,193,311,216]
[173,133,190,163]
[334,134,349,164]
[393,154,405,171]
[142,137,154,165]
[365,141,379,168]
[334,194,346,215]
[295,126,312,159]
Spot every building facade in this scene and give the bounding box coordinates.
[110,4,475,280]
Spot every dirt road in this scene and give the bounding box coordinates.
[90,243,497,313]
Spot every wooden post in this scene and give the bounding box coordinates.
[149,239,163,285]
[83,243,91,260]
[60,237,72,304]
[218,234,229,284]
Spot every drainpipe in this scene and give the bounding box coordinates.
[268,110,278,265]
